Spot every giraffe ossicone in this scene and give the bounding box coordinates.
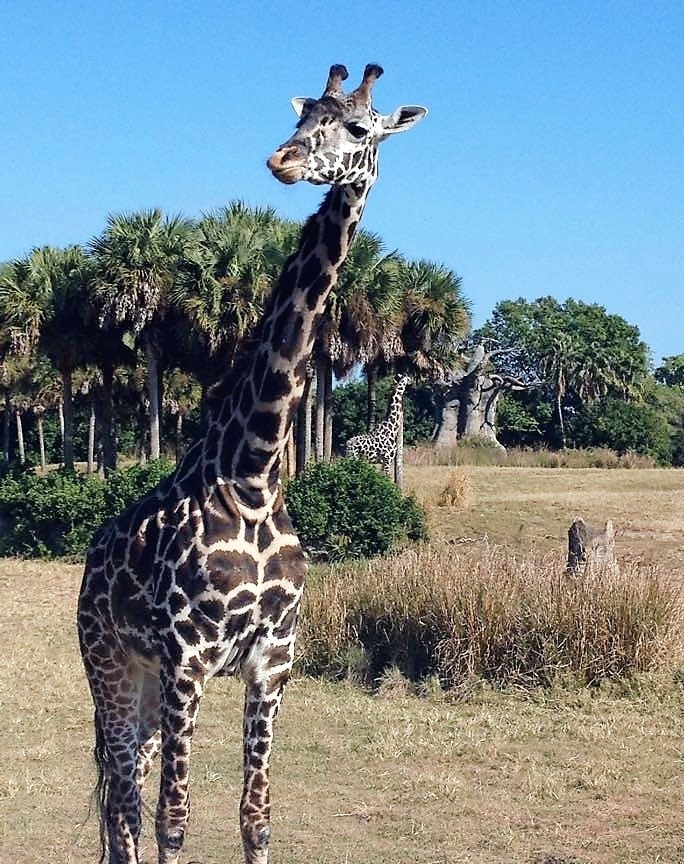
[77,64,426,864]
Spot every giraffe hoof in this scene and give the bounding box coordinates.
[243,823,270,860]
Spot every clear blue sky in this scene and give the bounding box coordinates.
[2,1,682,365]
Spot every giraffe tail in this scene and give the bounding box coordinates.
[91,710,110,864]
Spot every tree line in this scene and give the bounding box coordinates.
[2,203,682,471]
[0,204,470,473]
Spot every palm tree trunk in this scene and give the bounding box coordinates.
[101,362,117,473]
[3,391,10,462]
[175,412,183,464]
[556,392,566,449]
[36,413,47,472]
[87,398,96,474]
[58,396,65,447]
[296,371,314,475]
[324,361,334,461]
[62,369,75,470]
[15,410,25,465]
[138,399,148,465]
[145,337,161,460]
[315,364,325,461]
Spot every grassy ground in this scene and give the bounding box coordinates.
[1,467,683,863]
[406,465,684,574]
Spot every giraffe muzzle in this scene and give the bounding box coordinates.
[267,143,308,184]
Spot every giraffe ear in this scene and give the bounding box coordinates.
[291,97,316,117]
[380,105,428,137]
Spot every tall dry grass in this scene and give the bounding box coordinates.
[436,468,471,508]
[296,544,683,691]
[405,442,657,469]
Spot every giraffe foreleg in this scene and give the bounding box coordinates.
[240,639,294,864]
[155,660,205,864]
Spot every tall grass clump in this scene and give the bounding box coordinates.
[436,469,471,508]
[407,438,508,467]
[296,545,683,690]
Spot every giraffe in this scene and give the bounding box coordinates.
[345,374,411,474]
[77,64,426,864]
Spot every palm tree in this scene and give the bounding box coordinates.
[397,259,471,377]
[0,247,96,469]
[33,367,62,472]
[92,336,137,474]
[91,209,195,460]
[18,353,60,471]
[111,364,150,464]
[539,333,573,449]
[392,259,470,485]
[0,354,35,465]
[74,367,103,474]
[171,203,279,402]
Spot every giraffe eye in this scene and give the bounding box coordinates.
[345,122,368,139]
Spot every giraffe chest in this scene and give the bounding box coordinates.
[93,490,307,676]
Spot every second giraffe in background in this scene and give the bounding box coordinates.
[345,374,411,475]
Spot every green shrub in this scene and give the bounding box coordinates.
[0,468,106,558]
[104,459,175,515]
[285,457,428,560]
[574,397,673,464]
[0,459,175,559]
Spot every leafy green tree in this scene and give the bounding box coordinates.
[480,297,650,449]
[573,396,672,463]
[645,377,684,466]
[91,209,195,460]
[655,354,684,388]
[495,390,554,448]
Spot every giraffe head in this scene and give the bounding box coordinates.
[392,373,411,401]
[267,63,427,187]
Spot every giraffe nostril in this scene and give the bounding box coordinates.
[281,143,307,163]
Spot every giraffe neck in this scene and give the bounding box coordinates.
[383,380,408,432]
[205,178,375,502]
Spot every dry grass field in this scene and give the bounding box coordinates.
[1,467,683,864]
[406,465,684,575]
